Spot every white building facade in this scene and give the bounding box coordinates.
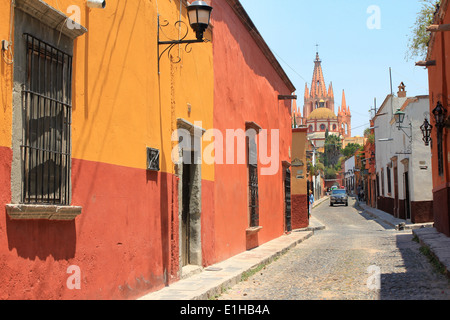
[344,156,356,194]
[373,86,433,223]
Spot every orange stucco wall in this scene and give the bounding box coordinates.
[0,0,214,299]
[211,0,293,262]
[0,0,296,299]
[427,5,450,237]
[291,128,308,230]
[0,0,13,149]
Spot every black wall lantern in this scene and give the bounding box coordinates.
[432,101,447,176]
[420,118,433,147]
[432,101,447,128]
[157,1,212,73]
[187,1,213,40]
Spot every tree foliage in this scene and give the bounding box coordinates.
[364,127,375,144]
[342,143,362,158]
[406,0,441,61]
[324,167,337,180]
[321,134,342,168]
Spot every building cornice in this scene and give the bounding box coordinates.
[15,0,87,39]
[224,0,296,93]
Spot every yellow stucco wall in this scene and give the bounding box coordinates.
[291,129,308,195]
[0,0,14,149]
[1,0,214,181]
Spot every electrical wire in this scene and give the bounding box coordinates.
[272,50,309,85]
[2,0,15,65]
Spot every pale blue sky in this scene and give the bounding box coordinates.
[239,0,430,136]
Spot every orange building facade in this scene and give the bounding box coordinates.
[291,128,309,230]
[0,0,214,300]
[0,0,296,299]
[212,0,295,259]
[425,0,450,237]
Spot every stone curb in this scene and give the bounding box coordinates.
[138,230,315,300]
[356,202,450,280]
[138,208,326,300]
[311,196,329,209]
[356,202,433,230]
[412,227,450,279]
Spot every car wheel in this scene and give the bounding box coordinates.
[330,203,333,207]
[345,202,348,206]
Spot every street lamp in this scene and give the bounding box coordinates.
[187,1,213,40]
[393,108,412,141]
[157,1,213,72]
[420,118,433,147]
[432,101,447,128]
[432,101,447,176]
[394,108,406,129]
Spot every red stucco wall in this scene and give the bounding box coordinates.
[1,156,214,300]
[212,0,293,263]
[291,194,308,230]
[1,157,179,299]
[1,153,215,299]
[427,6,450,237]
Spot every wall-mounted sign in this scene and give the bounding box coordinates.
[147,147,160,171]
[292,158,304,167]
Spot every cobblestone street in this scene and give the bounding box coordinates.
[218,198,450,300]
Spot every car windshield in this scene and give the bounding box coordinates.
[332,190,346,195]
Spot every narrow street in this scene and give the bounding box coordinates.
[218,198,450,300]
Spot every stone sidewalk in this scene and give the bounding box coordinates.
[412,227,450,279]
[358,201,450,279]
[357,202,433,230]
[138,199,328,301]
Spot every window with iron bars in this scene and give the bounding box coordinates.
[21,33,72,205]
[386,166,392,195]
[248,136,259,228]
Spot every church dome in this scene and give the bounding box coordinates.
[308,107,337,120]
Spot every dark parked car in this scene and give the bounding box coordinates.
[330,189,348,206]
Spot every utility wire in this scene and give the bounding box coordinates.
[272,50,310,85]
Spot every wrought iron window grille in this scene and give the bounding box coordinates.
[248,137,259,228]
[21,33,72,205]
[285,168,291,232]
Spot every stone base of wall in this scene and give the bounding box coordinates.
[378,196,434,225]
[377,196,394,216]
[292,194,308,230]
[433,186,450,237]
[411,201,433,224]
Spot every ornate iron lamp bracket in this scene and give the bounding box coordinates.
[157,15,206,73]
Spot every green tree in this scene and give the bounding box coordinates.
[325,167,337,180]
[406,0,441,61]
[316,161,325,174]
[342,143,362,158]
[364,127,375,144]
[322,134,342,167]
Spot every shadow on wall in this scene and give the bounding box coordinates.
[72,0,142,209]
[6,214,76,261]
